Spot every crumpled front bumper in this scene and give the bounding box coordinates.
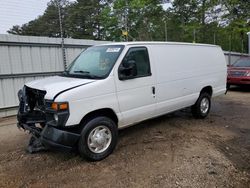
[18,115,80,152]
[40,125,80,152]
[17,87,80,152]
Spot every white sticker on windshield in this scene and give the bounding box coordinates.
[106,48,121,52]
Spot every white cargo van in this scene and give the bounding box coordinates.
[17,42,227,161]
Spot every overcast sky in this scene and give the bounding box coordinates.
[0,0,51,34]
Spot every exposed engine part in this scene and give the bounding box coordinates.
[17,86,48,153]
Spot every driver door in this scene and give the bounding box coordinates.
[115,47,156,127]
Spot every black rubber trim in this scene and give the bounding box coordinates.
[53,81,95,100]
[41,137,73,152]
[40,125,80,151]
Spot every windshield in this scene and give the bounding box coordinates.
[64,45,124,79]
[232,58,250,67]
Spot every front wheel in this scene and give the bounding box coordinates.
[78,116,118,161]
[191,92,211,119]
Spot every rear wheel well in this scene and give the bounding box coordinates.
[200,86,213,96]
[80,108,118,128]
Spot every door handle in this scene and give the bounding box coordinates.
[152,86,155,95]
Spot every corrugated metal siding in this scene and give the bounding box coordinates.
[224,51,250,65]
[0,34,109,117]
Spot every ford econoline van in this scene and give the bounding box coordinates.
[17,42,227,161]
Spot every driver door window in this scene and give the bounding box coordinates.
[119,47,151,79]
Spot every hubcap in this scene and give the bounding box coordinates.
[87,125,112,153]
[200,97,209,114]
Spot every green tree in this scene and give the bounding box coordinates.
[66,0,112,40]
[221,0,250,52]
[100,0,165,41]
[7,0,250,53]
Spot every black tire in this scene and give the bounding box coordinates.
[78,116,118,161]
[191,92,211,119]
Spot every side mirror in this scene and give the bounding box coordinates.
[118,60,137,80]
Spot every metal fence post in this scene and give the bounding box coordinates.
[56,0,67,71]
[247,32,250,55]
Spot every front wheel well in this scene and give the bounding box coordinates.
[79,108,118,128]
[200,86,213,96]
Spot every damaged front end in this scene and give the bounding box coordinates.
[17,86,47,128]
[17,86,80,153]
[17,86,47,153]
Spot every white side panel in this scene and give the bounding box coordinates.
[55,77,119,126]
[20,47,33,73]
[115,77,156,126]
[0,81,5,108]
[30,47,43,73]
[149,44,226,115]
[10,47,23,74]
[0,46,11,74]
[40,47,51,72]
[1,79,17,107]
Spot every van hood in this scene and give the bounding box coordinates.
[25,76,95,100]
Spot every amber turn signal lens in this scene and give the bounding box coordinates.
[51,103,58,110]
[59,103,68,110]
[51,102,68,110]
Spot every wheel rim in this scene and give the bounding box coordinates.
[200,97,209,114]
[87,125,112,154]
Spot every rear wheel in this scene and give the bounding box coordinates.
[78,116,118,161]
[191,92,211,119]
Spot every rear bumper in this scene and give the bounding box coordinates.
[40,125,80,152]
[227,77,250,85]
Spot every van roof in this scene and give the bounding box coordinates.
[98,41,219,48]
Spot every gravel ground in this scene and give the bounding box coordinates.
[0,86,249,188]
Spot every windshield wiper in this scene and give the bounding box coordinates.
[82,74,103,79]
[73,70,90,74]
[73,70,103,79]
